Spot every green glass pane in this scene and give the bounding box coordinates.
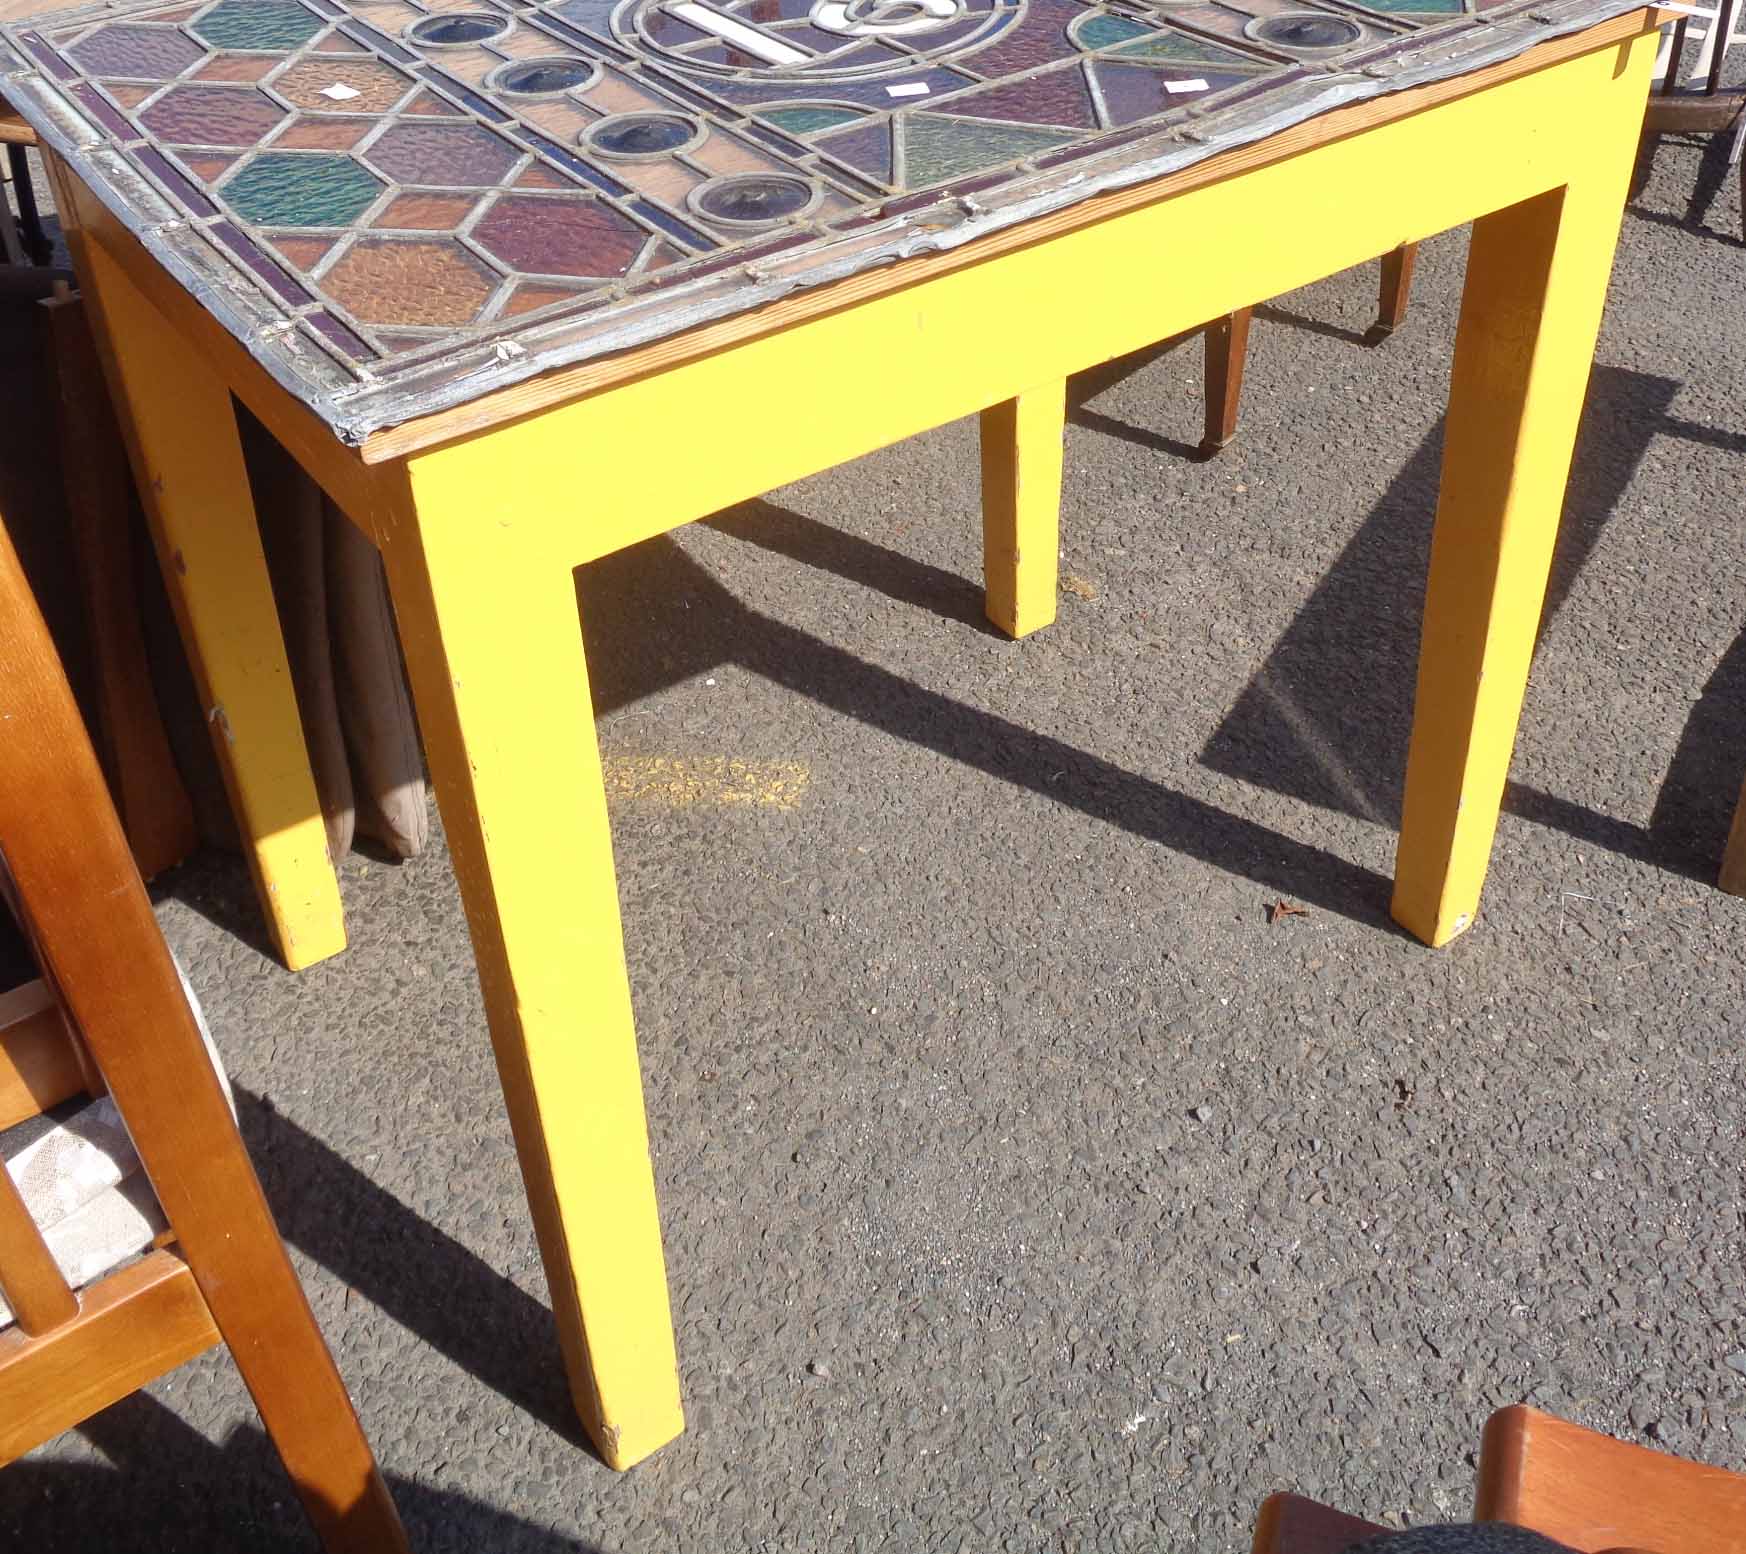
[901,114,1076,188]
[222,152,383,227]
[1112,31,1264,66]
[1362,0,1463,10]
[194,0,324,50]
[1074,14,1149,49]
[756,105,866,135]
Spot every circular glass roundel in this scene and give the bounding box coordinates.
[688,173,820,228]
[406,11,512,46]
[1245,12,1363,50]
[582,112,705,159]
[490,57,599,95]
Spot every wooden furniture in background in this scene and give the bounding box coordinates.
[1200,246,1420,458]
[0,95,49,267]
[1477,1404,1746,1553]
[38,284,196,880]
[0,518,409,1553]
[1647,0,1745,238]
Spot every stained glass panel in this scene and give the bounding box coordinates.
[3,0,1645,440]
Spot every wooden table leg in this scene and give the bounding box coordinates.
[980,381,1065,639]
[1200,306,1253,458]
[1392,85,1647,945]
[378,465,682,1470]
[64,235,346,970]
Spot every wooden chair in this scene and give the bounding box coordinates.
[0,517,409,1552]
[1251,1404,1746,1554]
[0,96,51,267]
[1646,1,1746,241]
[1200,244,1417,457]
[1477,1404,1746,1554]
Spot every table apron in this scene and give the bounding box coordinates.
[392,30,1653,571]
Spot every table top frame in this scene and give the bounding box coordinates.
[7,0,1654,442]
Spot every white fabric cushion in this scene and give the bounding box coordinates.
[0,1159,165,1326]
[0,961,228,1331]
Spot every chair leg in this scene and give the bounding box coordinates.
[0,176,23,266]
[1374,242,1418,338]
[1200,306,1252,458]
[1718,769,1746,895]
[7,145,52,267]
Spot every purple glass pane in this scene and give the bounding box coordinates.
[67,23,206,80]
[815,120,892,186]
[135,144,220,215]
[1028,119,1176,170]
[473,193,648,276]
[305,308,376,359]
[1090,62,1257,127]
[138,85,287,146]
[363,121,521,186]
[19,34,79,82]
[518,132,632,198]
[649,228,808,284]
[69,83,137,140]
[212,221,315,305]
[965,0,1085,76]
[340,20,417,61]
[627,197,714,250]
[740,122,807,156]
[411,65,514,122]
[537,12,642,59]
[949,63,1099,129]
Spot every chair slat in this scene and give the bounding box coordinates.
[0,1248,217,1466]
[0,1161,76,1335]
[0,979,83,1128]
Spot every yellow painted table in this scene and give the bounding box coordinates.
[5,0,1664,1468]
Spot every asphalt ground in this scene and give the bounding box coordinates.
[2,116,1743,1553]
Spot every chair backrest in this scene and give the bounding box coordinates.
[0,517,408,1553]
[1477,1405,1746,1554]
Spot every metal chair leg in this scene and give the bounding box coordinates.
[6,145,51,267]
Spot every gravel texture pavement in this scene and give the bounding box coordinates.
[2,120,1743,1553]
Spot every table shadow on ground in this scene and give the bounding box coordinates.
[583,522,1397,930]
[1192,362,1746,884]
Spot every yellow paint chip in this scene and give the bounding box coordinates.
[603,755,811,811]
